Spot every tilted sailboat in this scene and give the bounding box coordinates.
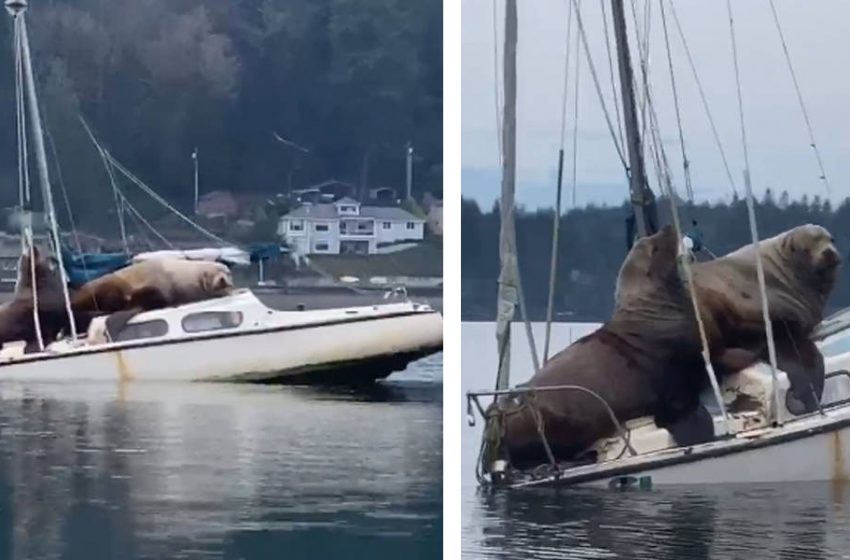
[1,0,442,384]
[466,0,850,489]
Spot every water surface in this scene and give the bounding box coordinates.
[462,322,850,559]
[0,353,442,559]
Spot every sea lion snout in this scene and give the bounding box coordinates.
[820,245,840,269]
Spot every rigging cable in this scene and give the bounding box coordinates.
[667,1,738,198]
[543,0,575,364]
[727,0,782,424]
[767,0,831,194]
[78,116,130,254]
[599,0,626,150]
[627,0,667,200]
[569,0,628,173]
[102,152,229,247]
[659,0,694,202]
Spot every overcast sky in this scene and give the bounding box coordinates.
[462,0,850,210]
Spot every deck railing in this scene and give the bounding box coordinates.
[466,384,637,486]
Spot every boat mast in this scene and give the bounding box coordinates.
[610,0,655,240]
[494,0,519,391]
[8,0,78,340]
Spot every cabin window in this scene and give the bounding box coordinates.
[406,222,416,230]
[289,220,304,232]
[822,336,850,358]
[114,319,169,341]
[382,222,391,230]
[182,311,243,333]
[314,223,329,232]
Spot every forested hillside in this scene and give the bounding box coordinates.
[0,0,442,232]
[462,191,850,321]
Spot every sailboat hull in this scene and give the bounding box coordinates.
[504,404,850,490]
[0,292,443,384]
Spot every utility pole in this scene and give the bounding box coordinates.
[405,142,413,201]
[610,0,655,240]
[192,147,199,214]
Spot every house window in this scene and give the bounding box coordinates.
[289,220,304,232]
[314,223,329,232]
[182,311,243,333]
[382,222,392,230]
[114,319,169,342]
[314,241,330,252]
[406,222,416,230]
[339,205,357,213]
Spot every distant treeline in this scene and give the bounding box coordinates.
[462,190,850,322]
[0,0,441,234]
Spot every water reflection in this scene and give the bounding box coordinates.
[464,483,850,559]
[0,355,442,560]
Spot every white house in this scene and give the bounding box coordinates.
[278,197,427,255]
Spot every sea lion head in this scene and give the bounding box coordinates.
[15,245,62,298]
[201,263,234,296]
[779,224,840,295]
[615,225,682,305]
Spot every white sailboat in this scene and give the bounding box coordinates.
[466,0,850,489]
[3,0,442,384]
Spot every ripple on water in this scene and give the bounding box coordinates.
[0,353,442,559]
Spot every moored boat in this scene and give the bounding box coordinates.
[466,0,849,491]
[0,289,442,383]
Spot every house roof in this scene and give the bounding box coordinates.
[335,196,360,206]
[283,203,425,222]
[360,206,425,221]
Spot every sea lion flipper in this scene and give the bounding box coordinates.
[655,404,715,447]
[775,337,824,415]
[104,308,143,342]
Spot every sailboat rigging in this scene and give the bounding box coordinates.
[467,0,850,490]
[0,0,443,384]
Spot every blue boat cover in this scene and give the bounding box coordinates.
[61,246,131,288]
[248,243,283,262]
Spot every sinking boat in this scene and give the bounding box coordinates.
[4,0,442,385]
[466,0,848,489]
[468,358,850,489]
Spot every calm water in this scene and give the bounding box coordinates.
[462,322,850,560]
[0,353,442,560]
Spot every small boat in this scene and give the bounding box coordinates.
[4,0,443,385]
[0,290,442,383]
[467,0,849,490]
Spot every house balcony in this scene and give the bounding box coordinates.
[339,223,375,237]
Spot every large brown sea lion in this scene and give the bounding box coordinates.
[487,226,757,470]
[690,224,840,414]
[71,258,234,315]
[0,246,77,350]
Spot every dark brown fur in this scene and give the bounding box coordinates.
[489,227,758,469]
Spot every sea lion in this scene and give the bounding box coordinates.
[71,258,234,315]
[486,226,758,470]
[0,246,76,350]
[690,224,840,414]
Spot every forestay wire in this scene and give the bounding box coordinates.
[767,0,831,194]
[727,0,782,424]
[658,0,693,202]
[667,1,738,198]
